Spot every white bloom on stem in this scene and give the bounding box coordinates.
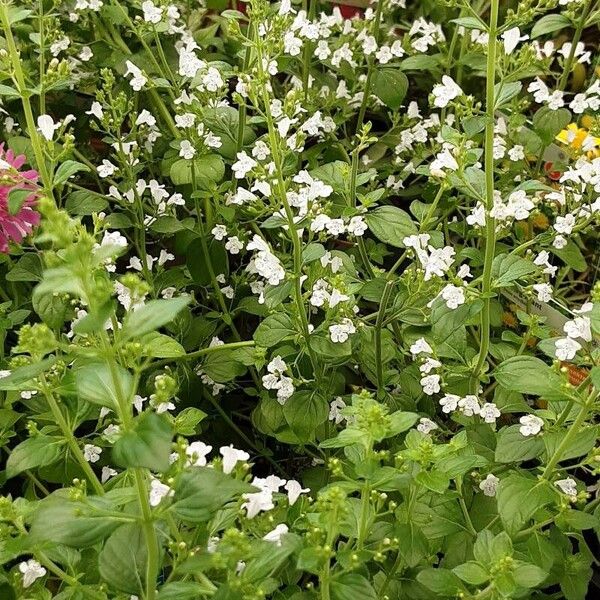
[19,560,46,588]
[149,478,174,506]
[459,395,481,416]
[431,75,463,108]
[179,140,196,160]
[555,477,577,497]
[329,318,356,343]
[101,466,118,483]
[417,417,438,434]
[124,61,147,91]
[479,474,499,497]
[142,0,162,23]
[410,337,433,356]
[519,414,544,436]
[186,441,212,467]
[533,283,553,302]
[439,393,460,413]
[220,445,250,474]
[232,151,257,179]
[37,114,60,140]
[480,402,501,424]
[242,489,274,518]
[83,444,102,463]
[554,337,582,360]
[420,374,440,395]
[502,27,528,54]
[441,284,465,309]
[263,524,289,546]
[329,397,346,424]
[284,480,310,505]
[563,316,592,342]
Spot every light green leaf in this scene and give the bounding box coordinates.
[365,206,417,248]
[121,296,190,341]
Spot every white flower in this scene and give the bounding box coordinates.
[86,101,104,120]
[439,393,460,413]
[263,524,288,546]
[232,151,257,179]
[83,444,102,463]
[220,445,250,474]
[441,285,465,309]
[519,414,544,436]
[211,224,227,240]
[347,216,367,236]
[97,159,117,178]
[479,474,499,497]
[431,75,463,108]
[417,417,438,434]
[225,236,244,254]
[502,27,528,54]
[329,318,356,343]
[285,480,310,505]
[329,397,346,424]
[179,140,196,160]
[242,489,274,518]
[555,477,577,497]
[563,316,592,342]
[284,32,302,56]
[458,395,481,416]
[480,402,501,424]
[124,61,147,91]
[142,0,162,23]
[420,374,440,395]
[149,478,174,506]
[410,337,433,356]
[508,145,525,161]
[101,466,118,483]
[37,114,60,140]
[506,190,534,220]
[186,441,212,467]
[19,559,46,588]
[533,283,553,302]
[554,337,582,360]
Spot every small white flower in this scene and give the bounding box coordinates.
[242,489,274,518]
[37,114,60,141]
[458,395,481,416]
[420,374,441,395]
[519,414,544,436]
[263,524,288,546]
[479,402,501,424]
[431,75,463,108]
[441,284,465,309]
[439,393,460,413]
[555,477,577,498]
[220,445,250,474]
[142,0,162,23]
[502,27,528,55]
[83,444,102,463]
[101,466,118,483]
[186,441,212,467]
[179,139,196,160]
[19,559,46,588]
[417,417,438,434]
[329,397,347,424]
[563,316,592,342]
[149,478,174,506]
[97,159,117,178]
[479,474,499,497]
[410,337,433,356]
[533,283,553,302]
[554,337,582,361]
[284,480,310,505]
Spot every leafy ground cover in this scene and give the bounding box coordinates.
[1,0,600,598]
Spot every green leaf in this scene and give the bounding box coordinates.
[512,562,548,588]
[74,361,134,410]
[54,160,90,186]
[282,390,328,443]
[453,561,489,585]
[112,412,173,472]
[542,425,598,463]
[202,349,246,382]
[531,14,571,38]
[121,296,190,341]
[173,407,207,436]
[30,493,120,547]
[533,107,571,146]
[494,356,565,399]
[496,474,554,535]
[0,357,56,390]
[451,16,486,30]
[550,240,587,272]
[387,411,419,436]
[365,206,417,248]
[319,428,368,449]
[492,254,537,287]
[6,435,64,478]
[416,568,466,595]
[372,69,408,110]
[7,188,32,215]
[170,467,254,523]
[6,253,43,282]
[158,582,217,600]
[140,332,185,358]
[99,523,155,595]
[254,313,296,346]
[494,82,522,109]
[330,574,377,600]
[65,190,109,215]
[170,154,224,186]
[495,425,544,463]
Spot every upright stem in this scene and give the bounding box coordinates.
[135,469,159,600]
[557,0,593,91]
[471,0,499,391]
[0,2,53,197]
[355,0,385,133]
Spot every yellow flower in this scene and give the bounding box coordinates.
[556,123,600,159]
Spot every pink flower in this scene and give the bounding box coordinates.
[0,144,40,253]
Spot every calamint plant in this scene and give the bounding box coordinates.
[0,0,600,598]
